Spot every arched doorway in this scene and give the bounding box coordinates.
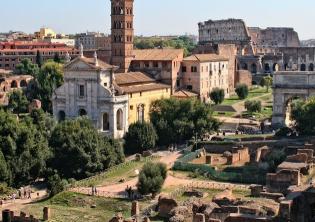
[116,109,123,130]
[309,63,314,71]
[79,109,87,116]
[273,63,278,72]
[241,63,248,70]
[251,63,257,74]
[300,64,306,71]
[264,63,270,73]
[11,80,18,88]
[103,113,109,131]
[58,110,66,121]
[20,80,27,87]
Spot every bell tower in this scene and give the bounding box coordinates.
[111,0,134,73]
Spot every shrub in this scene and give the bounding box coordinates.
[47,173,68,197]
[210,88,225,105]
[124,122,158,155]
[235,84,249,100]
[245,100,262,113]
[137,162,167,197]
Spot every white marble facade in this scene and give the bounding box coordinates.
[52,53,129,139]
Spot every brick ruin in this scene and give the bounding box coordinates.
[1,207,50,222]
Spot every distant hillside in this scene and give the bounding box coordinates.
[301,39,315,47]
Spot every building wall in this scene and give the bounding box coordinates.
[181,60,229,102]
[127,88,171,124]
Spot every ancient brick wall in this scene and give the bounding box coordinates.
[235,70,252,87]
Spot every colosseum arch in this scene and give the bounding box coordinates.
[272,71,315,127]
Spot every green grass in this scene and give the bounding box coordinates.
[73,156,160,187]
[213,111,236,117]
[22,192,139,222]
[242,106,273,121]
[222,87,272,106]
[224,133,274,140]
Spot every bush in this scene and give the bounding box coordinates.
[235,84,249,100]
[245,100,262,113]
[47,173,68,197]
[275,127,293,137]
[137,162,167,197]
[210,88,225,105]
[124,122,158,155]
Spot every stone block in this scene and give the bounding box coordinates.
[131,201,140,217]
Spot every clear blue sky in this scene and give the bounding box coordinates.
[1,0,314,40]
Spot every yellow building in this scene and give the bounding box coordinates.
[115,72,171,124]
[38,28,56,39]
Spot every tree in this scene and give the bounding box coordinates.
[26,61,64,113]
[124,122,157,155]
[260,76,273,92]
[235,84,249,100]
[0,151,9,182]
[210,88,225,105]
[36,50,43,68]
[245,100,262,113]
[46,172,68,197]
[137,162,167,197]
[150,98,220,145]
[49,118,124,179]
[8,90,29,115]
[15,59,39,76]
[291,97,315,135]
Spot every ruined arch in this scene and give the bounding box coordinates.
[20,80,27,88]
[11,80,18,88]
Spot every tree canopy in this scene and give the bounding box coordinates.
[8,90,29,115]
[210,88,225,105]
[15,58,39,76]
[260,75,273,92]
[124,122,158,155]
[49,118,124,179]
[235,84,249,100]
[291,97,315,135]
[150,98,220,145]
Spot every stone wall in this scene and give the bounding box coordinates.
[235,70,252,87]
[266,169,300,193]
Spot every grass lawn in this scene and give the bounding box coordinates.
[222,87,272,106]
[242,106,273,121]
[22,192,143,222]
[74,156,160,187]
[213,111,236,117]
[224,133,274,140]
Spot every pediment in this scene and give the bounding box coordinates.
[65,60,93,71]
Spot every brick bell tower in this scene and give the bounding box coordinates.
[111,0,134,73]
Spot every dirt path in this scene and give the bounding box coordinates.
[0,189,48,218]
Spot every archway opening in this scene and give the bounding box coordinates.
[273,63,278,72]
[241,63,248,70]
[285,96,305,127]
[116,109,123,130]
[79,109,87,116]
[103,113,109,131]
[11,80,18,88]
[309,63,314,71]
[58,110,66,121]
[300,64,306,71]
[20,80,27,88]
[251,63,257,74]
[264,63,270,73]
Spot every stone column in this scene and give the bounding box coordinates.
[131,201,140,217]
[43,207,50,221]
[2,209,11,222]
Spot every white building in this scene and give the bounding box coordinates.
[52,50,129,139]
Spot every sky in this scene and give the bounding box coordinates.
[1,0,314,40]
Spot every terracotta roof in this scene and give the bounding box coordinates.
[133,49,183,61]
[115,72,156,85]
[118,83,170,94]
[0,48,77,53]
[183,54,229,62]
[173,89,198,98]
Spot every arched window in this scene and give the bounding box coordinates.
[264,63,270,73]
[103,113,109,131]
[79,109,87,116]
[300,64,306,71]
[309,63,314,71]
[20,80,27,88]
[58,110,66,121]
[251,63,257,74]
[11,80,18,88]
[116,109,123,130]
[137,104,145,123]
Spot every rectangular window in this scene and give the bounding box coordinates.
[79,85,85,97]
[182,66,187,72]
